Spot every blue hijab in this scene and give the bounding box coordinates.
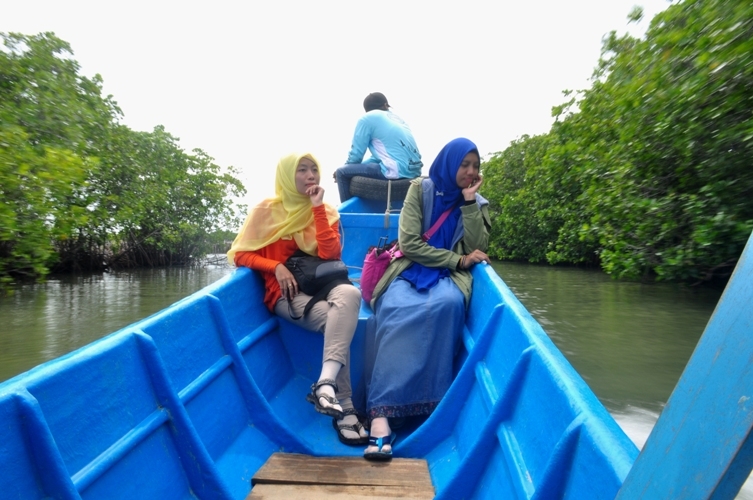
[401,138,479,291]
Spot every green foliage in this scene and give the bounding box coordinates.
[0,32,246,284]
[81,125,246,269]
[0,32,98,281]
[583,0,753,280]
[483,133,594,263]
[483,0,753,282]
[0,125,85,281]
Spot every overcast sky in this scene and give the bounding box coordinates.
[4,0,672,207]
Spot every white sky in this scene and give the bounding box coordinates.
[3,0,672,208]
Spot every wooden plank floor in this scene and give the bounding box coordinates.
[247,453,435,499]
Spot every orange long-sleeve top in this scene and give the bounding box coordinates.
[234,204,342,312]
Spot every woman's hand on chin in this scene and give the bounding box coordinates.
[462,174,483,201]
[306,185,325,207]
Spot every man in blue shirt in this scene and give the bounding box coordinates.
[334,92,423,202]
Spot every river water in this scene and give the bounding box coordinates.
[2,260,749,496]
[0,263,234,383]
[490,262,722,444]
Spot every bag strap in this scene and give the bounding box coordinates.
[288,279,352,320]
[422,206,455,242]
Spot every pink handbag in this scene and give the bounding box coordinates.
[360,207,454,303]
[360,240,403,303]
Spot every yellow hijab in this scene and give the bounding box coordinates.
[227,152,340,265]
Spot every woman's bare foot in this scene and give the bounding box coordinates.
[364,417,392,454]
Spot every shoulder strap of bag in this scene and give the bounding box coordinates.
[288,278,352,320]
[422,206,455,242]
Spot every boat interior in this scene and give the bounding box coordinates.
[0,197,638,499]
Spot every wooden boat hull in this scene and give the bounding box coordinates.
[0,198,638,499]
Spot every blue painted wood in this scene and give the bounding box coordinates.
[617,231,753,499]
[0,196,642,499]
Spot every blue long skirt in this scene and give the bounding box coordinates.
[360,276,465,420]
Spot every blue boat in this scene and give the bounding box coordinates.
[1,192,751,499]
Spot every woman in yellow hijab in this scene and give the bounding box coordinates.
[228,152,367,445]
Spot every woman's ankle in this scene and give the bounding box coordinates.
[369,417,391,437]
[319,360,342,382]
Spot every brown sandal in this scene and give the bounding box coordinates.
[305,379,344,419]
[333,409,369,445]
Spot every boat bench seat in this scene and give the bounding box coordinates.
[0,392,80,499]
[0,331,230,498]
[0,268,315,499]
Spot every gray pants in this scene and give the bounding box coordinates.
[274,283,361,399]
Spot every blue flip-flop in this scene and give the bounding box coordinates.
[364,433,396,461]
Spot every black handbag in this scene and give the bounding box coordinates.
[284,250,351,318]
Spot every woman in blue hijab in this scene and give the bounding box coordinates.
[358,137,491,460]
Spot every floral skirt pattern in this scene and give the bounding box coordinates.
[367,401,439,420]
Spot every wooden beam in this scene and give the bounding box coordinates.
[248,453,435,499]
[248,483,434,499]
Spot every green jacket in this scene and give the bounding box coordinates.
[369,178,491,309]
